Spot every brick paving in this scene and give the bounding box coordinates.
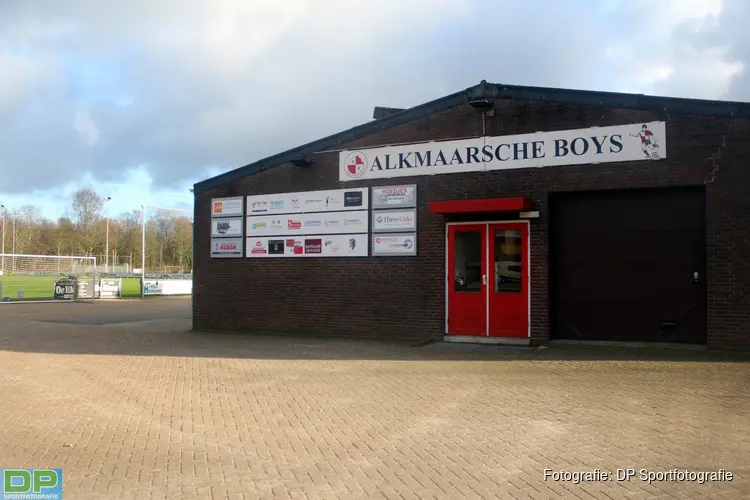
[0,298,748,499]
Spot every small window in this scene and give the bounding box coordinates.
[494,229,522,293]
[454,231,482,292]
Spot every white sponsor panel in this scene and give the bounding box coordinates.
[246,210,368,236]
[372,209,417,232]
[99,279,122,299]
[211,237,244,258]
[246,234,368,258]
[246,188,368,215]
[372,233,417,256]
[211,217,243,237]
[372,185,417,208]
[340,122,667,182]
[211,197,243,217]
[144,279,192,295]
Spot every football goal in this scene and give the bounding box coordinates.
[0,254,97,303]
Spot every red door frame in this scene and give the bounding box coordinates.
[446,221,530,338]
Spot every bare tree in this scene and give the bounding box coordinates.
[2,196,192,273]
[70,188,104,255]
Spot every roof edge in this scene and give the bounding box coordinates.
[194,80,750,194]
[193,83,478,193]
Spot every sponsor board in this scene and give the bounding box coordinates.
[211,217,244,238]
[372,209,417,233]
[53,279,76,300]
[143,280,192,296]
[211,197,244,217]
[246,210,368,236]
[246,234,368,258]
[339,122,667,182]
[76,280,97,299]
[211,237,244,258]
[245,188,368,215]
[99,279,122,299]
[372,185,417,208]
[372,233,417,256]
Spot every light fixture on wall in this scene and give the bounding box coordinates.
[469,99,495,117]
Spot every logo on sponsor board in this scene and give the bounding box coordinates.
[251,201,268,213]
[215,241,237,251]
[270,219,283,228]
[251,241,267,254]
[213,201,223,214]
[286,239,303,254]
[216,221,231,234]
[349,238,356,250]
[344,152,367,179]
[305,220,322,227]
[344,191,363,207]
[343,218,361,226]
[304,239,322,254]
[268,240,284,254]
[269,200,284,210]
[375,236,413,250]
[376,213,414,226]
[251,222,267,229]
[288,220,302,230]
[378,187,411,204]
[291,197,300,209]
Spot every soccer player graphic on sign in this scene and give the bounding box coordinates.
[630,124,660,159]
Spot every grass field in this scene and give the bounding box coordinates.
[0,276,143,300]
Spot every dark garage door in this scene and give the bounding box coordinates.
[550,187,706,344]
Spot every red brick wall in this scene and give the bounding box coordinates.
[193,99,750,349]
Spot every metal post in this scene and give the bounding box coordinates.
[1,207,5,273]
[141,204,146,299]
[12,216,15,274]
[105,217,109,273]
[103,196,111,273]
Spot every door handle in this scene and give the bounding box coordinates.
[482,274,487,285]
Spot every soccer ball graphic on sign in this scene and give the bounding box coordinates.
[344,152,367,179]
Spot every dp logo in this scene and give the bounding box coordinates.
[2,469,62,499]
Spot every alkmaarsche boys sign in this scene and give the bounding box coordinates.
[339,122,666,182]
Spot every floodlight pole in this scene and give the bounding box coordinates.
[103,196,111,273]
[1,204,5,274]
[141,204,146,299]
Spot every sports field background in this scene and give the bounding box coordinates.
[0,276,143,300]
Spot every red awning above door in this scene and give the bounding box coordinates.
[429,197,534,214]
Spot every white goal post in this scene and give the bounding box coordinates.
[0,253,97,303]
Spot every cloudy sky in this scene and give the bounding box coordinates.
[0,0,747,220]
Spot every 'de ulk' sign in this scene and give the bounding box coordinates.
[339,122,666,182]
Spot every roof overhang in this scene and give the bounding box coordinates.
[428,197,534,215]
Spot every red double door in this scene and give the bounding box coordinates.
[447,222,529,338]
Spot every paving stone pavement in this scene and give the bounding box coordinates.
[0,299,748,499]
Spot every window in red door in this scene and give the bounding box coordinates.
[488,224,528,338]
[447,225,486,336]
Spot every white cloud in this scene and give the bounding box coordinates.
[73,109,99,147]
[0,0,747,216]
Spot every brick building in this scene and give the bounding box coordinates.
[192,81,750,350]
